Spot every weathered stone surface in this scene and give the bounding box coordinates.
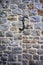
[4,50,12,54]
[29,9,37,16]
[0,18,7,24]
[28,49,36,54]
[34,3,42,9]
[0,51,2,56]
[0,31,4,37]
[41,45,43,49]
[18,3,26,9]
[12,47,22,54]
[22,0,30,2]
[10,4,18,9]
[23,54,32,60]
[22,60,28,65]
[26,43,31,49]
[7,62,22,65]
[32,44,39,49]
[12,8,22,15]
[18,55,22,61]
[0,38,10,44]
[0,45,6,51]
[35,24,43,30]
[11,0,22,4]
[23,29,30,35]
[33,54,39,60]
[14,34,22,40]
[23,9,29,16]
[6,31,13,37]
[31,30,40,36]
[37,50,43,54]
[8,54,16,61]
[30,16,40,22]
[0,11,7,17]
[0,24,9,31]
[1,54,7,61]
[35,61,43,65]
[40,56,43,60]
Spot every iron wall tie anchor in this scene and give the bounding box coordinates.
[19,16,28,31]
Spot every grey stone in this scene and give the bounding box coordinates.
[18,55,22,61]
[42,16,43,22]
[2,61,6,65]
[0,60,2,65]
[28,49,36,54]
[33,54,39,60]
[6,31,13,37]
[0,38,10,44]
[23,29,30,35]
[22,0,30,2]
[41,45,43,49]
[0,4,2,9]
[7,62,22,65]
[1,54,7,61]
[32,44,39,49]
[40,37,43,41]
[8,54,16,61]
[35,0,39,3]
[7,46,11,50]
[0,31,4,37]
[0,51,2,56]
[0,18,7,24]
[12,8,22,15]
[0,11,7,17]
[11,0,22,4]
[31,30,40,36]
[35,61,43,65]
[10,4,18,9]
[31,0,35,2]
[23,54,32,60]
[26,44,31,49]
[0,45,6,51]
[22,60,28,65]
[34,37,39,40]
[40,56,43,60]
[35,23,43,30]
[14,34,22,40]
[0,24,9,31]
[12,47,22,54]
[29,9,37,16]
[4,50,12,54]
[11,40,19,46]
[37,49,43,54]
[30,16,40,22]
[23,9,29,16]
[18,3,26,9]
[12,22,22,27]
[34,3,42,9]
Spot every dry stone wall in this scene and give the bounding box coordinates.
[0,0,43,65]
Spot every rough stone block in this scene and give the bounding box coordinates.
[12,47,22,54]
[23,54,32,60]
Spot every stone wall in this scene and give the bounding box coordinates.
[0,0,43,65]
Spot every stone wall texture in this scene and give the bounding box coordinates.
[0,0,43,65]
